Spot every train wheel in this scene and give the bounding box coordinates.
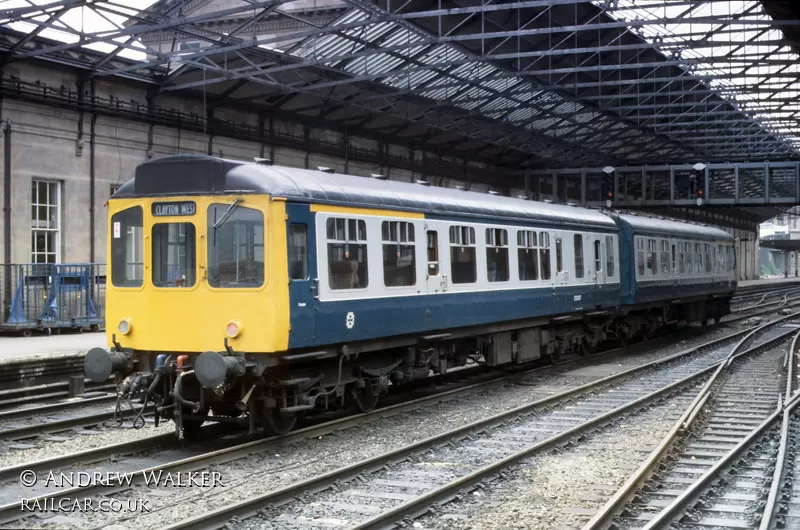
[263,408,297,436]
[348,380,379,413]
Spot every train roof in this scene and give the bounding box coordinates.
[116,155,618,230]
[613,213,734,241]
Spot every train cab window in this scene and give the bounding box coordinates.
[647,239,657,275]
[605,235,615,277]
[485,228,509,282]
[450,225,476,284]
[679,243,686,274]
[704,244,713,273]
[288,224,308,280]
[539,233,551,280]
[556,238,563,273]
[152,223,196,288]
[717,244,725,273]
[636,238,645,276]
[207,204,265,288]
[517,230,538,281]
[427,231,439,276]
[660,241,670,275]
[327,217,368,290]
[382,221,416,287]
[110,206,143,288]
[574,234,584,279]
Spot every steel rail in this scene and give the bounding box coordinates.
[582,322,800,530]
[0,322,763,526]
[0,393,117,421]
[358,326,799,530]
[0,328,727,483]
[759,332,800,530]
[153,319,798,530]
[0,406,151,441]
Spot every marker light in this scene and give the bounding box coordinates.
[118,318,131,335]
[226,320,242,338]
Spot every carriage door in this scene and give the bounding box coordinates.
[591,237,604,306]
[425,223,447,294]
[286,204,317,345]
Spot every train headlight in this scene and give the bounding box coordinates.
[118,318,132,335]
[226,320,242,338]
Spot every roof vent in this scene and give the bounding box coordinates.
[370,173,387,180]
[455,185,467,191]
[488,190,499,195]
[543,199,553,204]
[517,195,529,200]
[416,179,430,186]
[566,202,576,207]
[253,157,273,165]
[318,166,334,174]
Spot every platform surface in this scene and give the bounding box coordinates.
[0,333,105,364]
[738,276,800,289]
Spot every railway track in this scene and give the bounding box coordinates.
[582,319,800,529]
[0,319,780,528]
[0,322,733,445]
[148,316,797,530]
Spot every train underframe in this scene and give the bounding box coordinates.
[90,296,732,439]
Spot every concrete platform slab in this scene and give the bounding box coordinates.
[0,333,105,364]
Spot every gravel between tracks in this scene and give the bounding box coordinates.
[0,419,173,470]
[34,323,749,530]
[414,395,688,529]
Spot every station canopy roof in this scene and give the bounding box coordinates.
[1,0,800,170]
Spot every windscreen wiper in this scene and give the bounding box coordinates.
[213,198,242,230]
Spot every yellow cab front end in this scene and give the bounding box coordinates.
[104,194,290,357]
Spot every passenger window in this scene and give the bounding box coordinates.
[382,221,416,287]
[594,240,602,273]
[517,230,538,281]
[152,222,196,288]
[486,228,509,282]
[327,217,368,290]
[605,235,615,277]
[636,238,645,276]
[207,204,265,288]
[539,232,551,280]
[574,234,584,279]
[695,243,703,274]
[111,206,143,288]
[449,225,476,284]
[704,244,712,273]
[660,241,670,275]
[556,238,563,273]
[646,239,657,275]
[671,244,676,272]
[288,224,308,280]
[427,231,439,276]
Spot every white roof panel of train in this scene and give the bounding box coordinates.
[124,155,618,230]
[615,213,733,240]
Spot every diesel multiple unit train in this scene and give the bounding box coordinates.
[84,155,738,438]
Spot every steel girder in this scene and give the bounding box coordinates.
[0,0,798,168]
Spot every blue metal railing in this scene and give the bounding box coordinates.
[0,263,105,331]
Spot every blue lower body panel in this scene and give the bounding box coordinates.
[289,285,621,349]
